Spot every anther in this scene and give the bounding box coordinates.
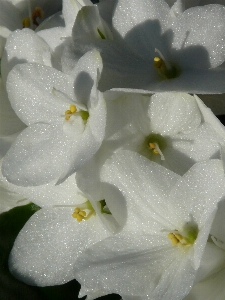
[32,7,44,26]
[72,200,96,222]
[149,142,159,155]
[64,104,78,120]
[153,50,177,80]
[22,7,44,28]
[22,17,30,28]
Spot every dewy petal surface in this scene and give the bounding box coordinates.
[62,0,93,32]
[6,63,74,126]
[74,151,225,299]
[71,0,225,93]
[2,123,68,186]
[0,78,26,136]
[113,0,171,60]
[172,5,225,69]
[9,207,109,286]
[1,29,52,84]
[0,158,84,208]
[148,92,201,135]
[3,50,106,186]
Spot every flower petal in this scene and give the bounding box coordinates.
[148,92,201,135]
[9,207,109,286]
[1,28,52,84]
[0,78,26,136]
[6,63,74,126]
[2,123,68,186]
[172,5,225,68]
[62,0,92,32]
[113,0,171,60]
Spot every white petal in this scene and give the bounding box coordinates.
[194,95,225,142]
[70,49,103,105]
[1,28,52,84]
[9,207,109,286]
[149,92,201,135]
[185,268,225,300]
[6,63,74,126]
[75,228,192,299]
[62,0,92,32]
[2,123,68,186]
[113,0,171,61]
[72,6,113,42]
[0,78,26,136]
[150,68,225,94]
[101,150,180,228]
[0,184,28,214]
[194,242,225,283]
[210,199,225,247]
[167,159,225,226]
[172,5,225,68]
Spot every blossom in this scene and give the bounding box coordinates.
[1,49,106,186]
[185,198,225,300]
[0,0,62,57]
[74,150,225,300]
[37,0,93,54]
[7,171,127,286]
[70,0,225,93]
[76,91,225,202]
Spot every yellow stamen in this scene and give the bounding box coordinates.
[154,57,165,69]
[168,233,179,245]
[72,207,87,222]
[22,7,44,28]
[72,200,96,222]
[168,231,192,246]
[70,104,77,113]
[22,17,30,28]
[153,56,177,80]
[32,7,44,26]
[64,104,89,122]
[64,104,78,120]
[149,142,159,155]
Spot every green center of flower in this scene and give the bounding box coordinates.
[99,200,112,215]
[64,104,89,122]
[168,223,198,247]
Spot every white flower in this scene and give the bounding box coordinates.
[7,172,126,286]
[70,0,225,93]
[1,49,106,186]
[74,150,225,300]
[76,91,225,202]
[0,0,62,57]
[37,0,93,53]
[185,198,225,300]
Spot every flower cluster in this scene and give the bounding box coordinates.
[1,0,225,299]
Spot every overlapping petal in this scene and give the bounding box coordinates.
[2,50,106,186]
[74,151,225,299]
